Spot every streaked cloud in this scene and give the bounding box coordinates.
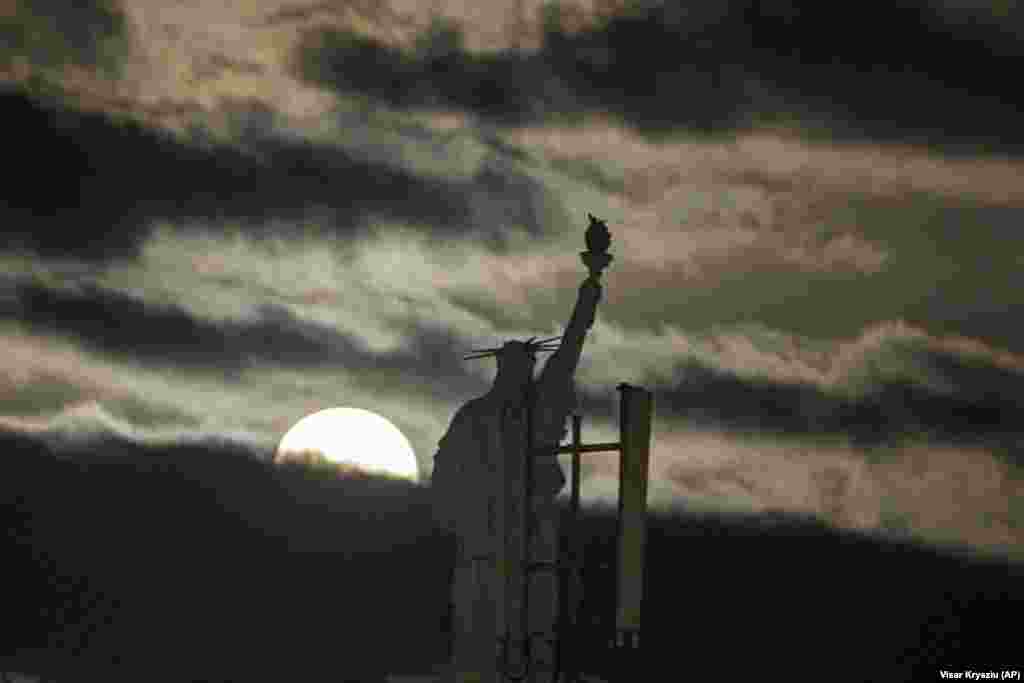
[4,11,1024,561]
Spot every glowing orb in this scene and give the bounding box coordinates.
[275,407,418,481]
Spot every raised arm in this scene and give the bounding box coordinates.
[532,277,602,456]
[538,276,601,393]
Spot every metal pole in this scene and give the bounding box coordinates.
[614,384,626,653]
[571,415,582,547]
[555,498,568,683]
[521,379,535,679]
[553,412,583,683]
[567,413,583,682]
[554,442,621,455]
[612,384,652,676]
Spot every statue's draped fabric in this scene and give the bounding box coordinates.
[433,387,572,681]
[433,278,599,683]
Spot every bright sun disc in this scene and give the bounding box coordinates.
[275,407,419,481]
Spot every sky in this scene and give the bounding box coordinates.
[3,1,1024,678]
[4,0,1024,559]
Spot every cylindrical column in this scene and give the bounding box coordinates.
[567,413,583,682]
[614,383,652,646]
[571,414,582,537]
[521,381,535,679]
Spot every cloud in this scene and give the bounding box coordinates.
[2,255,486,383]
[7,204,1024,555]
[3,89,572,263]
[0,427,448,680]
[615,427,1024,555]
[0,226,529,470]
[574,317,1024,454]
[718,135,1024,208]
[7,37,1024,564]
[294,2,1024,151]
[5,11,1024,668]
[557,314,1024,552]
[4,425,1021,681]
[0,329,125,415]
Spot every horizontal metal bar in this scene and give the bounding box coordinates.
[552,441,621,455]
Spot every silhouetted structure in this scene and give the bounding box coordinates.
[432,217,610,682]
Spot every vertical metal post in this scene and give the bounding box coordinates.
[554,413,584,683]
[567,413,582,682]
[571,415,582,550]
[521,379,535,678]
[614,384,652,653]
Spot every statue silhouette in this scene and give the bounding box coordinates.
[432,274,602,683]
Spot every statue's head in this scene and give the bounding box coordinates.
[494,340,537,389]
[463,336,561,395]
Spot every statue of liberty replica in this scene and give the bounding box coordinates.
[432,216,612,683]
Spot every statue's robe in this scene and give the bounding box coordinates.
[434,278,598,683]
[433,287,596,683]
[433,377,573,680]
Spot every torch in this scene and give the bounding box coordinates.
[581,213,613,281]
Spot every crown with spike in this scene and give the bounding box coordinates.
[462,335,562,361]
